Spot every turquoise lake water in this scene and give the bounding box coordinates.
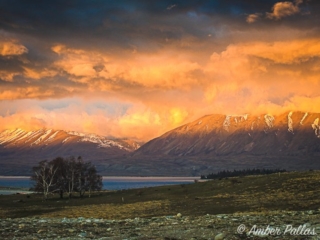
[0,176,198,195]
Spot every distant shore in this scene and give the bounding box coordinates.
[0,175,199,178]
[0,188,33,195]
[0,176,198,193]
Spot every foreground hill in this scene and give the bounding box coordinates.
[0,128,140,175]
[0,171,319,239]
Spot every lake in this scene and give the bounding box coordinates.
[0,176,198,195]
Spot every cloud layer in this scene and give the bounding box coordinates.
[266,1,301,20]
[0,0,320,140]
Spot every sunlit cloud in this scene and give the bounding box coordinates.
[246,13,261,23]
[0,99,192,141]
[0,0,320,140]
[0,40,27,56]
[51,44,201,90]
[247,0,305,23]
[267,0,302,20]
[2,37,320,139]
[23,67,57,80]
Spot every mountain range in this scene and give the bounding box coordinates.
[134,111,320,157]
[0,128,140,175]
[0,111,320,176]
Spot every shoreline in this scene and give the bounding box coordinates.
[0,176,198,194]
[0,175,200,178]
[0,186,29,190]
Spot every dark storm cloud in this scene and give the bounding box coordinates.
[0,55,24,72]
[0,0,319,99]
[0,72,87,100]
[0,0,318,76]
[2,0,318,51]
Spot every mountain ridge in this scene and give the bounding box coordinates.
[133,111,320,157]
[1,111,320,176]
[0,128,141,175]
[0,128,140,152]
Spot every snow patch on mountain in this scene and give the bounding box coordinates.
[0,129,26,144]
[223,116,231,131]
[300,112,308,125]
[25,130,44,143]
[264,114,274,128]
[311,118,320,138]
[16,131,35,143]
[67,131,131,150]
[70,131,141,150]
[223,114,248,131]
[45,130,60,142]
[31,129,53,146]
[288,112,294,133]
[62,137,70,143]
[67,131,86,137]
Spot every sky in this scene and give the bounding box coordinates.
[0,0,320,141]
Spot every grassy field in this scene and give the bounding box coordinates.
[0,171,320,219]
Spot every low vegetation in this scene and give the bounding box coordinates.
[201,168,287,179]
[0,171,320,219]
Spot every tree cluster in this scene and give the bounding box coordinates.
[201,168,287,179]
[31,156,102,199]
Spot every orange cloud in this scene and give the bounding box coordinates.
[0,40,27,56]
[0,85,79,101]
[0,101,192,141]
[2,36,320,140]
[200,38,320,116]
[246,13,261,23]
[0,39,28,81]
[51,44,201,90]
[0,88,44,100]
[212,39,320,64]
[23,67,57,80]
[0,71,18,81]
[52,45,110,82]
[266,1,301,20]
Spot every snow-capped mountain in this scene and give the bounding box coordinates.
[1,111,320,177]
[0,128,140,151]
[0,128,141,175]
[134,111,320,157]
[125,111,320,176]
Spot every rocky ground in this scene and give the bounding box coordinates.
[1,210,319,240]
[1,171,320,239]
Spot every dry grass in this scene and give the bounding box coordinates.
[0,171,320,219]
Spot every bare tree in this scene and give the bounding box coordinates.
[31,160,58,200]
[86,165,102,197]
[31,156,103,199]
[76,156,86,197]
[51,157,67,199]
[65,157,77,198]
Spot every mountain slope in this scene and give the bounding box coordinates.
[0,128,139,152]
[124,111,320,176]
[0,128,140,175]
[134,111,320,157]
[1,111,320,177]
